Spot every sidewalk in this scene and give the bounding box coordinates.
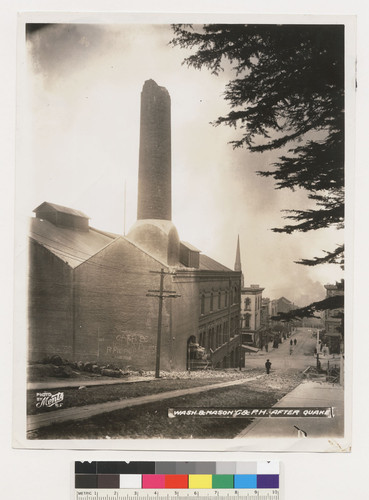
[237,380,344,438]
[27,375,262,432]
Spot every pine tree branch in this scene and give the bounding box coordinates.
[272,294,344,321]
[295,245,344,269]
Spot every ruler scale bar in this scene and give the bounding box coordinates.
[75,489,279,500]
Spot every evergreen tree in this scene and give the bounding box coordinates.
[271,294,344,322]
[171,24,344,266]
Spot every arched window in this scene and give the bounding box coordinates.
[245,298,251,310]
[218,291,221,309]
[210,292,214,312]
[225,291,228,307]
[217,325,222,346]
[200,294,205,315]
[223,322,228,343]
[234,286,238,303]
[212,328,217,350]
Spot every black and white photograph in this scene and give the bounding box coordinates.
[13,15,354,450]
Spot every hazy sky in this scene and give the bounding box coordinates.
[20,23,344,305]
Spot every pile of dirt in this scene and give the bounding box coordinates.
[28,356,133,381]
[28,361,264,383]
[27,364,80,381]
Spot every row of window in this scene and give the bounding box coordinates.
[200,286,239,315]
[198,316,239,351]
[199,324,228,351]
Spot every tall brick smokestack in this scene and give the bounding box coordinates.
[137,79,171,221]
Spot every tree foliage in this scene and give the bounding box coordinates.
[171,24,344,265]
[271,294,344,322]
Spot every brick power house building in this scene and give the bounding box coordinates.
[28,80,242,372]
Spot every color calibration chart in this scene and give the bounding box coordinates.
[75,461,280,500]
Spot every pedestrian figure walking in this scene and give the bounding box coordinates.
[290,339,293,346]
[265,359,272,374]
[294,339,297,346]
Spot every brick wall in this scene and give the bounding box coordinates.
[74,238,196,371]
[28,239,74,361]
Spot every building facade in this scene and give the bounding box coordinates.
[197,259,241,369]
[260,297,270,330]
[240,284,265,348]
[324,280,344,354]
[268,296,298,343]
[269,296,297,316]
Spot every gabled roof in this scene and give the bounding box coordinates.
[180,241,201,253]
[33,202,89,219]
[29,217,115,268]
[278,296,293,304]
[199,254,232,272]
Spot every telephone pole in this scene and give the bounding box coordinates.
[147,269,180,378]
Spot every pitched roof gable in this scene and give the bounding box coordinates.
[199,254,232,272]
[33,202,89,219]
[29,218,115,268]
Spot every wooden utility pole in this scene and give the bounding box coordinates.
[147,269,180,378]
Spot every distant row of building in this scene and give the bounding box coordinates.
[238,279,344,355]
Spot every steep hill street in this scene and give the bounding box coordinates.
[245,327,341,373]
